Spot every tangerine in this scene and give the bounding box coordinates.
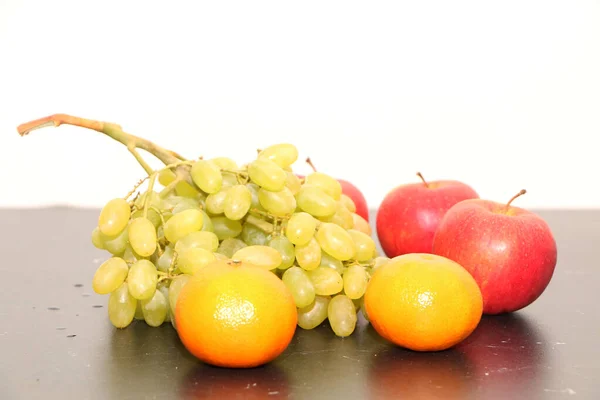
[364,253,483,352]
[175,260,297,368]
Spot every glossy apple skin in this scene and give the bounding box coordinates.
[432,199,557,315]
[339,179,369,221]
[376,180,479,257]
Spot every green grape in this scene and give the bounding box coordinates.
[177,247,216,274]
[232,245,282,270]
[319,252,344,275]
[102,226,129,256]
[127,260,158,300]
[134,191,162,210]
[296,185,337,217]
[304,172,342,200]
[221,173,239,187]
[247,159,286,191]
[320,202,354,229]
[158,284,171,321]
[246,182,266,212]
[162,210,173,222]
[172,197,202,214]
[122,244,139,264]
[160,195,187,212]
[285,212,317,246]
[132,208,162,229]
[223,185,252,220]
[306,267,343,296]
[351,297,363,312]
[214,252,230,261]
[205,187,231,215]
[343,264,369,299]
[175,231,219,253]
[210,156,238,170]
[141,288,169,327]
[295,237,322,271]
[212,216,243,240]
[241,223,269,246]
[282,266,315,308]
[285,171,302,195]
[158,168,176,186]
[156,245,174,272]
[297,295,330,330]
[258,187,296,216]
[191,160,223,194]
[199,210,214,232]
[257,143,299,168]
[359,297,370,322]
[168,274,192,315]
[327,294,357,337]
[163,209,203,243]
[98,198,131,237]
[175,180,201,198]
[269,236,295,270]
[347,229,377,261]
[315,223,356,261]
[216,238,247,258]
[351,212,371,235]
[134,300,145,320]
[91,227,106,250]
[340,194,357,213]
[108,282,137,329]
[92,257,129,295]
[128,217,157,258]
[371,256,390,274]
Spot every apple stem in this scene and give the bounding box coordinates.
[306,157,317,172]
[416,172,429,188]
[506,189,527,208]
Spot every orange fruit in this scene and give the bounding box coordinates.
[364,253,483,351]
[175,259,297,368]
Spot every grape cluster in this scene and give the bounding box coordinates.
[90,143,389,337]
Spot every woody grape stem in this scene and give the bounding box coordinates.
[17,114,193,184]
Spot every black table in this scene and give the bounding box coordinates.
[1,207,598,399]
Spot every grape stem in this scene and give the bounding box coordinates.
[149,206,167,228]
[143,173,157,218]
[125,177,150,201]
[16,113,193,184]
[159,177,182,198]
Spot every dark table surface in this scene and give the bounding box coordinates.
[1,207,598,400]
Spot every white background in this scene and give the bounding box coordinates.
[1,0,599,210]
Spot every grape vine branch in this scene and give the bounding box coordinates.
[16,113,194,185]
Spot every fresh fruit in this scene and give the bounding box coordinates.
[432,190,557,315]
[175,260,297,368]
[18,113,382,339]
[364,253,483,351]
[305,157,369,221]
[92,257,129,295]
[376,172,479,257]
[339,178,369,222]
[98,198,131,237]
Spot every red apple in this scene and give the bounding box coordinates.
[376,173,479,257]
[303,158,370,221]
[432,190,557,315]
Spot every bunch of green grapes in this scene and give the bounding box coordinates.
[90,143,390,337]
